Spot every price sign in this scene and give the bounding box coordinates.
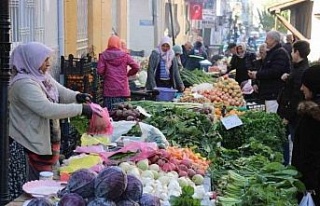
[220,115,243,130]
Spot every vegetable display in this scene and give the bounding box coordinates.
[130,101,220,157]
[217,111,286,151]
[62,93,304,206]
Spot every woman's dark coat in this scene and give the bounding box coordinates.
[292,100,320,204]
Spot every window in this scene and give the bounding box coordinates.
[77,0,88,57]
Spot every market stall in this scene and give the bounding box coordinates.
[8,59,305,206]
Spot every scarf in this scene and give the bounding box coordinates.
[107,35,121,49]
[236,42,247,59]
[10,42,58,102]
[157,36,175,74]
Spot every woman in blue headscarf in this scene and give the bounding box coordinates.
[146,36,184,92]
[8,42,102,200]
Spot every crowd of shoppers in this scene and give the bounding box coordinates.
[246,30,320,204]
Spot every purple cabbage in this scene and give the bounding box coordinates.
[116,199,140,206]
[94,166,127,200]
[58,168,96,198]
[120,175,143,202]
[87,198,116,206]
[139,193,161,206]
[58,193,86,206]
[27,197,54,206]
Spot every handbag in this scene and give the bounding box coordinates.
[299,192,315,206]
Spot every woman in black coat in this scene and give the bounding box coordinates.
[291,65,320,205]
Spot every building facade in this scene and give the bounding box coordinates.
[9,0,237,73]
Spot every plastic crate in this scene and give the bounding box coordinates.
[65,74,95,97]
[155,87,177,101]
[61,54,93,76]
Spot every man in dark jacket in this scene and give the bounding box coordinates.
[184,41,208,70]
[277,40,310,134]
[248,30,291,113]
[181,41,192,68]
[291,65,320,205]
[277,40,310,165]
[282,34,294,58]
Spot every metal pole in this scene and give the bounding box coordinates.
[152,0,159,48]
[168,0,175,45]
[0,0,11,205]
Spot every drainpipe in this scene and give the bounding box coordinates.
[152,0,158,48]
[58,0,65,85]
[0,0,11,204]
[168,0,175,45]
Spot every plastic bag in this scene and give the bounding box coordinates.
[110,121,169,148]
[191,83,214,93]
[139,122,169,149]
[87,105,113,135]
[299,192,315,206]
[80,133,110,146]
[241,80,254,94]
[110,121,137,142]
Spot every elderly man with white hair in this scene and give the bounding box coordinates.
[248,30,291,113]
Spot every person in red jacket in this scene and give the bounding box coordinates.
[97,35,140,110]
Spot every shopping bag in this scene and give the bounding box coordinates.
[299,192,315,206]
[87,104,113,135]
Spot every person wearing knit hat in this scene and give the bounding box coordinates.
[301,65,320,99]
[173,45,183,70]
[292,64,320,204]
[173,45,183,55]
